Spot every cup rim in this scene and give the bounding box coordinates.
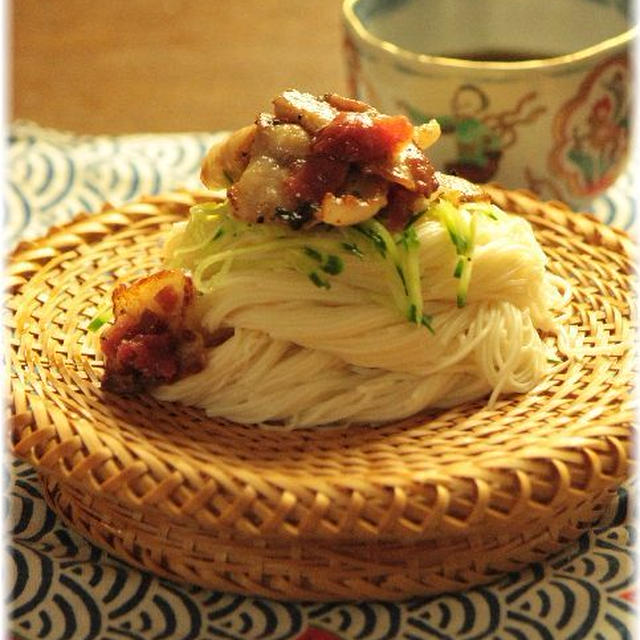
[343,0,637,72]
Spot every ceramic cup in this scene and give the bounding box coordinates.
[342,0,636,208]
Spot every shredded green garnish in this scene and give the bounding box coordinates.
[160,196,498,330]
[453,257,464,279]
[408,305,435,333]
[352,218,427,328]
[429,199,477,308]
[403,208,427,230]
[341,241,364,258]
[421,313,435,334]
[353,222,388,257]
[88,308,113,332]
[397,226,419,251]
[166,201,350,293]
[303,246,323,262]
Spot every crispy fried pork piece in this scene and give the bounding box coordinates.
[273,90,339,132]
[200,125,256,187]
[227,115,314,222]
[412,119,441,150]
[100,270,209,394]
[201,90,445,230]
[434,172,491,205]
[324,93,371,113]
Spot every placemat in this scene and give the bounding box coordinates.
[6,122,636,639]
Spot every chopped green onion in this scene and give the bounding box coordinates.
[303,247,343,277]
[309,272,330,289]
[322,255,344,275]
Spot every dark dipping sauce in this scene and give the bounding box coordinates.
[450,48,559,62]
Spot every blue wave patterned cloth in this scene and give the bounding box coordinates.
[6,123,636,640]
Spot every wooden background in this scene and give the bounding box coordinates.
[11,0,347,134]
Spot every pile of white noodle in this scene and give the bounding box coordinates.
[154,198,569,428]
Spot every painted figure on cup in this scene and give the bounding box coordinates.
[401,85,546,183]
[550,56,630,197]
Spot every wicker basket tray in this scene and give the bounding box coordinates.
[7,185,634,601]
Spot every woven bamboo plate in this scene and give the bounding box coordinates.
[7,185,634,601]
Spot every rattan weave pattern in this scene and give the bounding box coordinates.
[7,186,634,601]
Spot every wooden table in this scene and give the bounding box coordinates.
[11,0,346,134]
